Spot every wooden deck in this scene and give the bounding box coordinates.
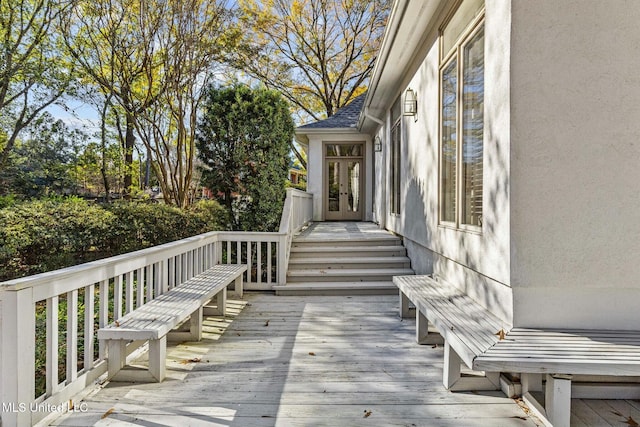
[50,294,539,427]
[294,221,400,242]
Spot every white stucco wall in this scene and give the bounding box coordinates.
[509,0,640,329]
[374,0,513,323]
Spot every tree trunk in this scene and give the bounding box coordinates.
[100,98,111,202]
[224,189,235,230]
[123,112,135,197]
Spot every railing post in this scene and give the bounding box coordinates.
[1,287,36,427]
[215,240,222,265]
[278,234,288,285]
[0,291,3,426]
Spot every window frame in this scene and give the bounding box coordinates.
[438,7,485,232]
[390,97,402,216]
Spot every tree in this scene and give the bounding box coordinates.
[0,113,87,197]
[62,0,167,196]
[136,0,238,208]
[0,0,75,169]
[196,85,294,231]
[235,0,389,166]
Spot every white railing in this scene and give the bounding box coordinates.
[0,189,312,426]
[278,188,314,282]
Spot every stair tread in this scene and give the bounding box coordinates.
[289,256,411,263]
[275,281,398,289]
[290,245,406,252]
[294,236,399,242]
[287,268,414,276]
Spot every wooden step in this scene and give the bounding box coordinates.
[273,281,398,296]
[290,245,407,258]
[291,237,401,248]
[288,256,411,270]
[286,268,415,283]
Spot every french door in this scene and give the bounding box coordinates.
[325,144,363,220]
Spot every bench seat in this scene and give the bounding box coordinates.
[98,264,247,382]
[475,328,640,375]
[394,274,640,427]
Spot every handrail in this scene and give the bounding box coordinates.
[277,188,313,284]
[0,189,313,426]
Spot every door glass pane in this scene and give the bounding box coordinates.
[347,161,360,212]
[326,144,362,157]
[328,161,340,212]
[462,28,484,227]
[441,59,457,222]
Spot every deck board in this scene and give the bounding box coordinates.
[50,293,631,427]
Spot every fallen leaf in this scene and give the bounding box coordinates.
[264,320,270,327]
[612,410,623,417]
[308,352,316,356]
[495,329,506,340]
[431,344,438,349]
[363,410,372,418]
[68,399,74,410]
[624,416,639,427]
[102,408,115,419]
[115,321,120,327]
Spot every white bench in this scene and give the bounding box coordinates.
[98,264,247,383]
[394,275,640,427]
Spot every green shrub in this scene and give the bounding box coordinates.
[0,198,227,281]
[0,194,17,209]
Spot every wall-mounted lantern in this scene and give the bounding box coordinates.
[403,88,417,117]
[374,136,382,152]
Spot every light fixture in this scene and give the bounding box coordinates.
[403,88,417,117]
[374,136,382,152]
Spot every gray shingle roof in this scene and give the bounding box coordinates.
[297,93,365,130]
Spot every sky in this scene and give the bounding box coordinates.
[48,99,101,137]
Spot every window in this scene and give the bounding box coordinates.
[390,97,401,215]
[326,144,362,157]
[439,2,484,229]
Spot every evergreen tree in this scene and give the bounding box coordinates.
[196,85,294,231]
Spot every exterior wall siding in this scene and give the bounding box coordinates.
[376,0,513,324]
[509,0,640,329]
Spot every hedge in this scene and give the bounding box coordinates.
[0,197,229,281]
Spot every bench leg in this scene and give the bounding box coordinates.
[234,275,243,299]
[443,341,500,391]
[400,291,411,318]
[545,374,572,427]
[443,341,462,389]
[416,310,444,345]
[416,310,429,343]
[107,340,127,380]
[189,306,203,341]
[204,288,227,316]
[148,336,167,382]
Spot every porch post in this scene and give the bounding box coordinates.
[1,287,36,427]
